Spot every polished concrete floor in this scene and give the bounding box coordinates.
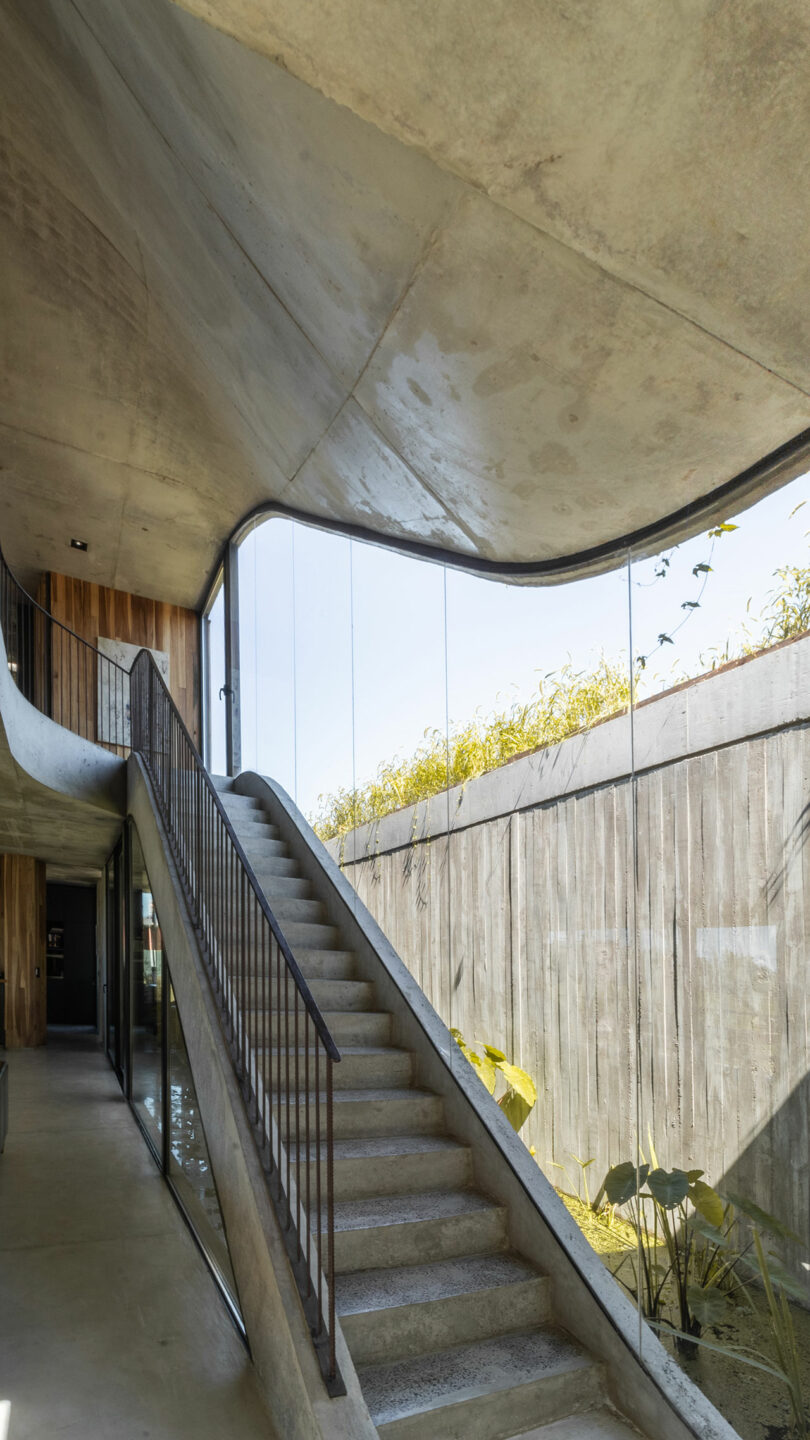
[0,1032,276,1440]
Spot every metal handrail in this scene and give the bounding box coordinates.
[0,543,131,752]
[0,543,343,1388]
[129,648,343,1390]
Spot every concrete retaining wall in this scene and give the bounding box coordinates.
[328,636,810,1268]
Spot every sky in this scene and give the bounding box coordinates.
[209,471,810,819]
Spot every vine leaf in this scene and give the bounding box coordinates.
[658,633,674,645]
[693,563,712,576]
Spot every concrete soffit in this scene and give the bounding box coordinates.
[1,0,810,605]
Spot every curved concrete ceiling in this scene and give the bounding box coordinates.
[1,0,810,604]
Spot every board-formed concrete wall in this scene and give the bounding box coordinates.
[328,636,810,1269]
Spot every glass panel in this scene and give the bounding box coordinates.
[442,560,632,1168]
[205,577,227,775]
[167,974,238,1305]
[237,514,634,1182]
[105,853,119,1072]
[238,518,297,797]
[629,472,810,1431]
[129,827,163,1148]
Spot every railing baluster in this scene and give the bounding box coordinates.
[326,1055,336,1382]
[284,963,291,1228]
[0,546,342,1392]
[295,987,301,1257]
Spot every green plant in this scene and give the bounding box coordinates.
[594,1145,748,1357]
[550,1153,598,1209]
[747,1227,809,1438]
[450,1028,537,1133]
[648,1195,809,1438]
[311,659,631,839]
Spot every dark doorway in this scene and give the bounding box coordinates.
[46,884,97,1027]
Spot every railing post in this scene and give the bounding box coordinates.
[326,1055,336,1383]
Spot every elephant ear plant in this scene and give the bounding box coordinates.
[595,1151,810,1437]
[450,1029,537,1132]
[592,1144,748,1359]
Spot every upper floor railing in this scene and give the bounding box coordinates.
[0,544,130,752]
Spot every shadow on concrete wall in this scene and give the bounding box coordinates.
[719,1067,810,1287]
[764,799,810,907]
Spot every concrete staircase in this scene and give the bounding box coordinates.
[214,777,643,1440]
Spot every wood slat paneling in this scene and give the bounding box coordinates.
[0,855,46,1047]
[48,573,200,744]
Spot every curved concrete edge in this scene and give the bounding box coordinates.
[222,426,809,594]
[237,769,742,1440]
[0,621,125,814]
[127,756,377,1440]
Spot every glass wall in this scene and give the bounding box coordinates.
[168,979,237,1300]
[104,822,242,1327]
[203,573,227,775]
[627,481,810,1431]
[236,514,633,1117]
[105,839,124,1080]
[129,826,164,1150]
[229,476,810,1437]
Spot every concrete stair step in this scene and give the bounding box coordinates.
[230,817,281,840]
[266,1046,412,1090]
[338,1251,550,1365]
[319,1010,392,1045]
[254,874,312,901]
[330,1189,507,1273]
[237,951,358,987]
[280,920,341,949]
[273,1087,444,1140]
[218,792,263,815]
[361,1328,603,1440]
[211,774,234,792]
[288,1133,471,1201]
[221,979,374,1025]
[221,919,342,952]
[295,948,357,980]
[241,977,375,1011]
[238,837,288,860]
[250,856,299,879]
[504,1413,644,1439]
[258,896,324,924]
[254,1009,389,1046]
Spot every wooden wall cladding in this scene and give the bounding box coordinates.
[48,573,200,744]
[0,855,46,1047]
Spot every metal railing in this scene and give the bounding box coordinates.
[0,545,130,752]
[0,544,343,1388]
[129,649,343,1391]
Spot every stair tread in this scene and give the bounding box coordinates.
[333,1188,501,1232]
[324,1134,464,1157]
[250,944,354,967]
[276,1086,433,1104]
[360,1328,595,1426]
[506,1413,642,1440]
[336,1251,540,1316]
[266,1046,408,1057]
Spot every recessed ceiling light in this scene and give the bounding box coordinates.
[70,538,88,551]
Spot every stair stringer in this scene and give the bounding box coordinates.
[235,769,742,1440]
[128,754,378,1440]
